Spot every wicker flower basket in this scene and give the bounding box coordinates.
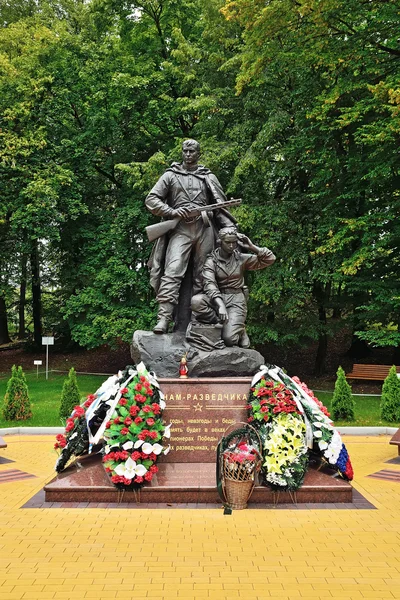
[219,423,262,510]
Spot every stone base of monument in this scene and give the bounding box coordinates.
[131,331,265,377]
[44,377,353,505]
[44,453,352,504]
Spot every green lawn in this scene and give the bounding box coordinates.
[316,391,400,428]
[0,371,105,428]
[0,373,398,429]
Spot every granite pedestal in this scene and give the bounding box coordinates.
[44,377,353,505]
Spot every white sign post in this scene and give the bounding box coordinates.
[34,360,42,379]
[41,337,54,380]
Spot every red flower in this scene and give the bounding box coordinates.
[135,383,143,391]
[144,472,153,481]
[135,476,144,483]
[134,417,143,424]
[119,398,128,406]
[148,452,157,461]
[65,419,74,433]
[84,394,96,408]
[139,376,147,383]
[150,431,158,440]
[129,405,139,416]
[120,387,128,394]
[124,417,133,426]
[105,421,111,429]
[149,465,158,473]
[120,427,129,435]
[142,405,151,413]
[114,417,121,424]
[265,381,274,388]
[152,403,161,414]
[146,418,155,426]
[131,451,141,461]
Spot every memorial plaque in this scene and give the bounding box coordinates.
[159,377,252,463]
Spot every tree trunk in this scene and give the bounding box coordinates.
[18,252,28,339]
[0,294,11,345]
[314,305,328,376]
[313,281,331,376]
[30,240,42,347]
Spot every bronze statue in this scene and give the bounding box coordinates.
[145,139,237,334]
[190,227,276,348]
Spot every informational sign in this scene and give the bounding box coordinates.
[34,360,43,378]
[42,337,55,379]
[159,378,251,463]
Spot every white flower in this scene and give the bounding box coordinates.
[104,445,111,454]
[69,432,78,440]
[159,398,166,410]
[313,422,322,428]
[313,430,323,438]
[163,445,171,455]
[141,442,153,454]
[152,443,163,455]
[134,439,144,449]
[163,424,172,439]
[122,441,133,450]
[318,440,328,450]
[114,457,147,479]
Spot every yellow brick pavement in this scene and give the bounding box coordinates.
[0,435,399,600]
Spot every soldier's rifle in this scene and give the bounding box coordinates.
[145,198,242,243]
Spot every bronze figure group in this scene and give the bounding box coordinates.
[145,139,275,350]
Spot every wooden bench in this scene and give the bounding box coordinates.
[0,436,7,449]
[390,428,400,456]
[346,364,400,381]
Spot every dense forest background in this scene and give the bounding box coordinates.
[0,0,399,375]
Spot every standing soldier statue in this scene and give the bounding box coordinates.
[145,139,239,334]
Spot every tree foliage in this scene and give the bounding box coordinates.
[3,364,32,420]
[331,366,355,421]
[380,366,400,423]
[0,0,398,370]
[59,367,82,419]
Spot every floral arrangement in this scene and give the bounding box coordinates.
[248,365,354,491]
[54,363,170,489]
[289,374,353,480]
[248,376,309,490]
[54,394,97,473]
[223,441,258,481]
[102,368,170,489]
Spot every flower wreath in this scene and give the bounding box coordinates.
[102,369,170,489]
[248,365,353,491]
[248,377,309,490]
[54,363,170,490]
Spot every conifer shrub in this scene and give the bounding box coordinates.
[3,365,32,421]
[331,366,355,421]
[380,365,400,422]
[59,367,82,420]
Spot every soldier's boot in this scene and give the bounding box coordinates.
[238,328,251,349]
[153,302,174,334]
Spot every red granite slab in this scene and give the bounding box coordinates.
[160,377,250,462]
[44,453,353,504]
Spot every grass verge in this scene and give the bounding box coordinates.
[0,371,104,428]
[0,372,398,429]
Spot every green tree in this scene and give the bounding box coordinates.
[380,366,400,423]
[331,366,355,421]
[59,367,82,419]
[3,365,32,420]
